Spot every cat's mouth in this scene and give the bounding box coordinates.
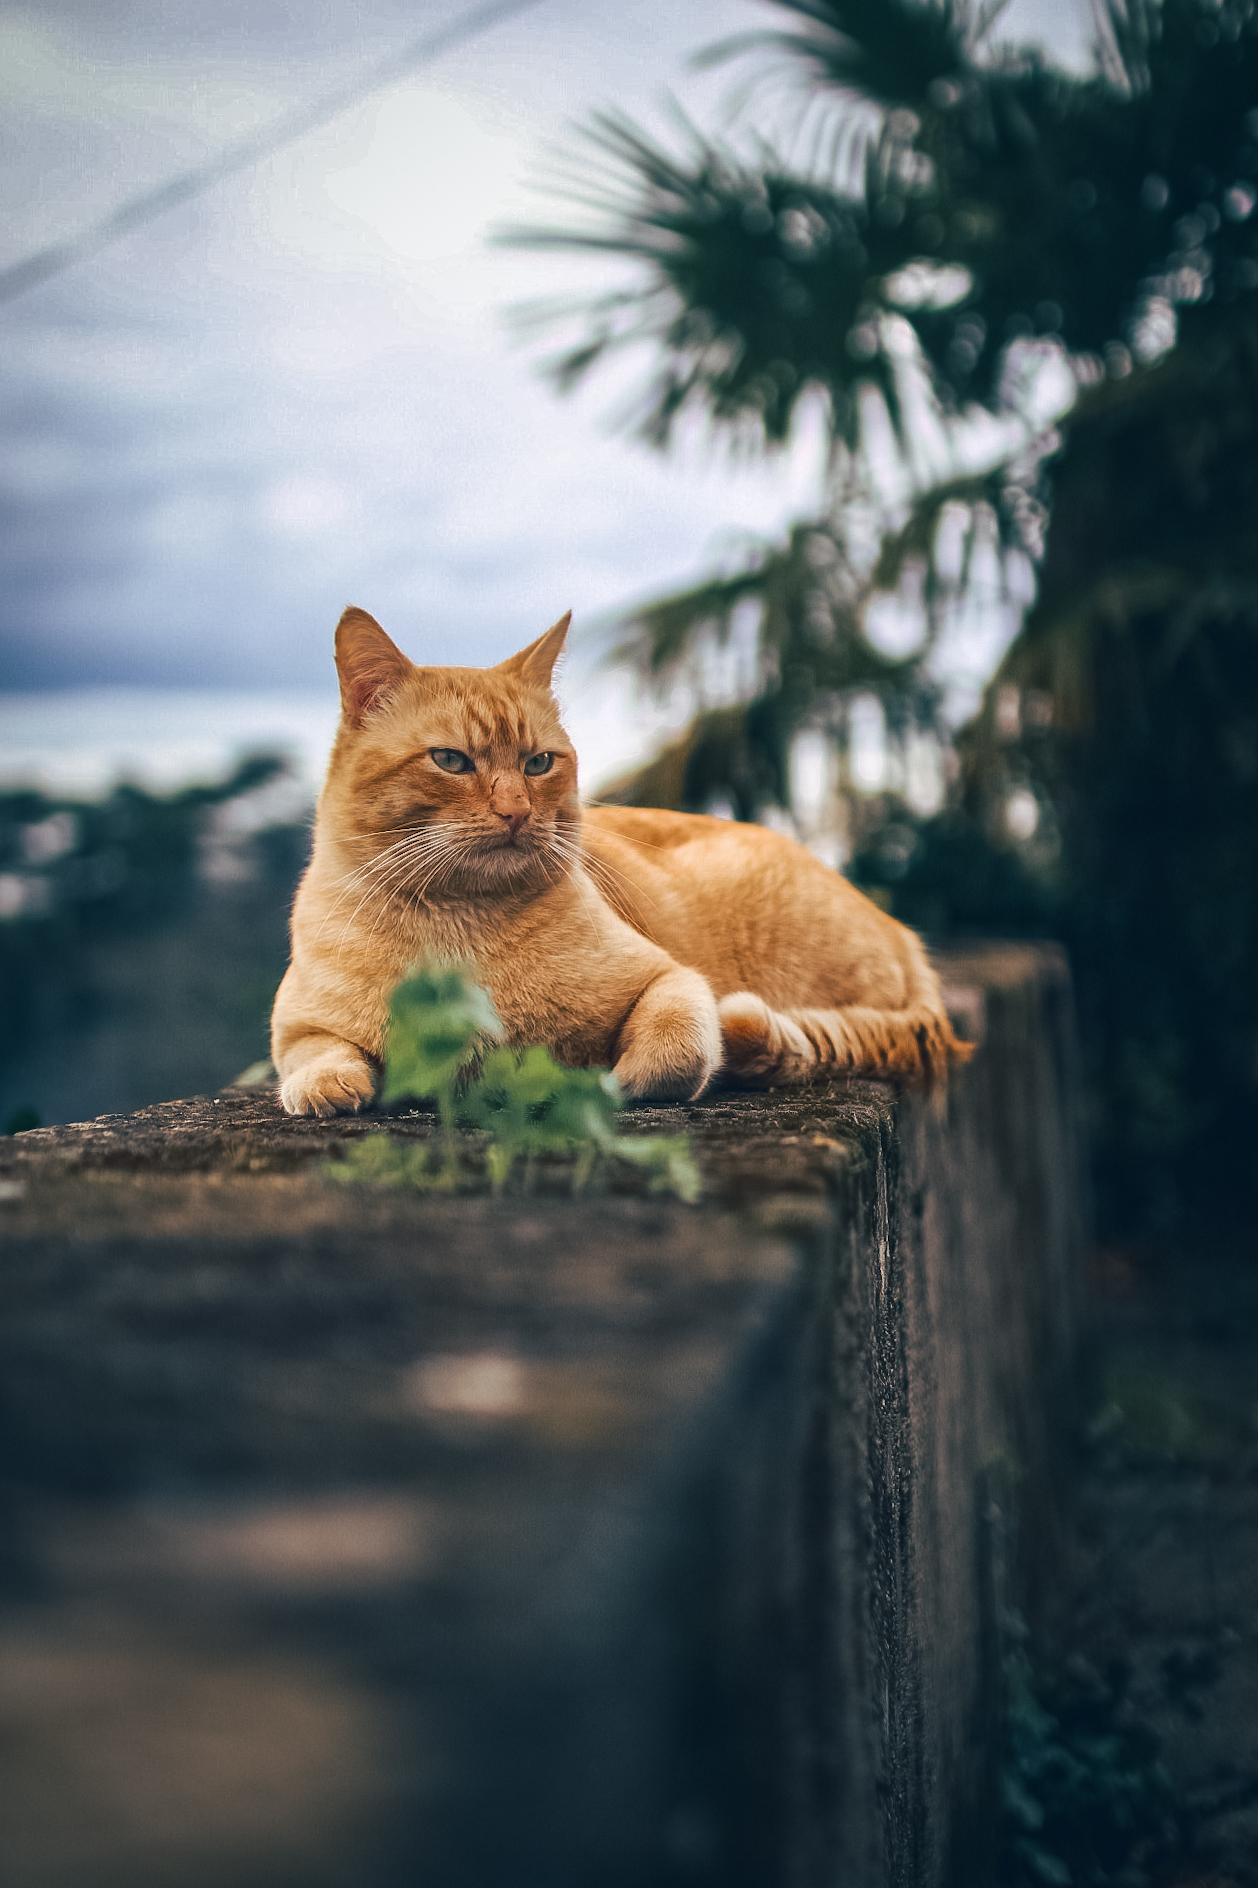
[485,825,547,854]
[467,829,547,870]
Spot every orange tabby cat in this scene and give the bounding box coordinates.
[271,607,970,1115]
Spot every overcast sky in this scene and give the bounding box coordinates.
[0,0,1093,701]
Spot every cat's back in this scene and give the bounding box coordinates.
[585,805,729,849]
[585,802,840,882]
[582,804,920,1008]
[585,803,770,857]
[582,804,792,900]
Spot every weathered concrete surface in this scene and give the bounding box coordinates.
[0,944,1081,1888]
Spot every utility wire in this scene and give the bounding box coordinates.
[0,0,548,307]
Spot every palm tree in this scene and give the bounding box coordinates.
[512,0,1258,1232]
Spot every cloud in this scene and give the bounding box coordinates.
[0,0,1089,700]
[2,0,831,692]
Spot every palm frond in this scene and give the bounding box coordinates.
[508,0,1258,459]
[611,567,766,676]
[696,0,998,109]
[503,109,939,443]
[1091,0,1162,93]
[594,704,776,815]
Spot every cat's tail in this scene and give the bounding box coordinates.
[717,991,974,1090]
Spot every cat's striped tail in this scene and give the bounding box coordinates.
[717,990,974,1089]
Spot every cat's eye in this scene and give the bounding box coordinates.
[523,752,554,776]
[430,748,474,775]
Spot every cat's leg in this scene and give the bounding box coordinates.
[271,956,387,1116]
[718,993,970,1088]
[612,966,722,1101]
[275,1029,378,1117]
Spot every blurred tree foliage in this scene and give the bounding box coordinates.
[0,758,307,1125]
[515,0,1258,1232]
[887,318,1258,1233]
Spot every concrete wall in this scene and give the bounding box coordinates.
[0,944,1080,1888]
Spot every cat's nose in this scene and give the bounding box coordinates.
[490,774,531,837]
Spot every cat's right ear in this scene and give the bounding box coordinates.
[335,607,412,727]
[495,611,571,689]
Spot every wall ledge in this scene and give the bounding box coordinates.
[0,944,1082,1888]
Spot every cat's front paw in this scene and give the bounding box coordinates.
[279,1049,376,1117]
[613,969,721,1101]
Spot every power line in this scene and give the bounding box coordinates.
[0,0,548,308]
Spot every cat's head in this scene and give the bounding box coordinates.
[322,606,580,900]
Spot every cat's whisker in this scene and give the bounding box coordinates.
[324,830,460,949]
[354,837,442,899]
[388,824,488,917]
[369,831,462,900]
[330,838,443,902]
[526,835,602,948]
[549,830,659,916]
[578,806,674,851]
[394,835,462,906]
[565,862,610,952]
[578,847,655,911]
[320,808,650,958]
[316,865,406,947]
[544,844,622,938]
[544,830,597,876]
[313,829,443,928]
[332,869,414,955]
[349,819,438,843]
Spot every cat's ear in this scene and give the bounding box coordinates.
[496,611,571,689]
[335,607,412,727]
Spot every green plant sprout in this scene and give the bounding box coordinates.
[325,965,701,1202]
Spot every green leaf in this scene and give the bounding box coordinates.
[381,965,502,1105]
[325,1135,445,1190]
[349,964,700,1201]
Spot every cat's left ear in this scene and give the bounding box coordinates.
[496,611,571,689]
[335,606,412,728]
